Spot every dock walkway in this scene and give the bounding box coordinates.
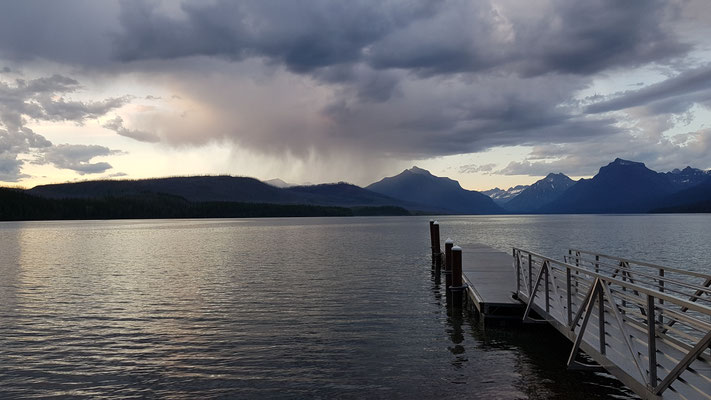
[457,243,525,323]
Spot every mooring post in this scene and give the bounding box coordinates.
[450,245,464,307]
[429,220,435,253]
[444,238,454,288]
[432,220,441,257]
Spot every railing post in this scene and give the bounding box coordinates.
[544,261,550,313]
[647,294,658,387]
[444,239,454,289]
[598,284,605,355]
[620,262,627,309]
[514,248,521,295]
[528,253,533,298]
[566,267,572,326]
[658,268,664,325]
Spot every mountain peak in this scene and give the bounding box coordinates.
[406,166,432,176]
[669,166,701,175]
[504,173,575,212]
[610,158,645,167]
[367,168,502,214]
[544,172,568,181]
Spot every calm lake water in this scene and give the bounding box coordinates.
[1,215,709,399]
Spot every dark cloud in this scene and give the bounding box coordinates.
[36,144,119,174]
[315,73,620,158]
[98,0,686,164]
[518,0,686,76]
[366,0,508,75]
[586,64,711,114]
[0,0,706,182]
[107,0,686,80]
[103,116,160,143]
[112,0,436,72]
[0,0,118,65]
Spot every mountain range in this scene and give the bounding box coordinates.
[538,159,710,213]
[505,173,576,213]
[3,158,711,220]
[366,167,502,214]
[482,185,528,205]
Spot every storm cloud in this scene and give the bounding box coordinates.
[586,64,711,114]
[0,0,709,184]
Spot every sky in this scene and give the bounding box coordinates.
[1,0,710,191]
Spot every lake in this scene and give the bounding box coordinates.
[1,215,709,399]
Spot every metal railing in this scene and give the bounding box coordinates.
[513,247,711,400]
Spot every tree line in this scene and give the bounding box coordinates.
[0,188,410,221]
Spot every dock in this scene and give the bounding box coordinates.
[458,243,525,324]
[429,221,711,400]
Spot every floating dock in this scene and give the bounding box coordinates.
[458,242,525,324]
[429,221,711,400]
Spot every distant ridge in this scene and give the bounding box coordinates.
[283,182,427,208]
[0,187,409,220]
[482,185,529,205]
[366,167,502,214]
[26,176,431,213]
[652,175,711,212]
[663,166,711,191]
[505,173,575,213]
[264,178,292,188]
[28,176,300,203]
[540,159,675,213]
[8,158,711,218]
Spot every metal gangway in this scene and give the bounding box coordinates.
[513,248,711,400]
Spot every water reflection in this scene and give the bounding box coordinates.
[445,310,466,366]
[430,259,467,369]
[2,216,696,398]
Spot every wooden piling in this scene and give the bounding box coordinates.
[450,245,463,307]
[429,220,435,253]
[445,238,453,288]
[432,221,441,255]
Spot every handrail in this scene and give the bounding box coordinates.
[565,255,711,296]
[513,246,711,400]
[569,248,711,279]
[513,247,711,315]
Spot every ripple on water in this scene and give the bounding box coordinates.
[3,216,701,398]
